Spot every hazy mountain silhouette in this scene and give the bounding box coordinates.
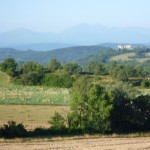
[0,24,150,50]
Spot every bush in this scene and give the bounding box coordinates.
[141,80,150,88]
[20,72,43,85]
[0,121,27,138]
[49,112,66,129]
[42,74,74,88]
[111,94,150,133]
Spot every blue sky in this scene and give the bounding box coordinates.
[0,0,150,33]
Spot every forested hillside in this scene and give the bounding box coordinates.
[79,47,150,69]
[0,45,105,64]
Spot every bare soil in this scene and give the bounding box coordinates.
[0,137,150,150]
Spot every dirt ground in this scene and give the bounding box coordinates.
[0,137,150,150]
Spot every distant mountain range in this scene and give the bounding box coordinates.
[0,24,150,51]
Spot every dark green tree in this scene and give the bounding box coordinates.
[20,61,43,74]
[48,58,61,72]
[86,85,113,133]
[49,112,65,129]
[88,61,106,75]
[69,76,91,129]
[63,63,82,75]
[110,65,129,82]
[69,77,113,133]
[0,58,17,76]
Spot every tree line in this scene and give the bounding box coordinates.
[0,57,149,88]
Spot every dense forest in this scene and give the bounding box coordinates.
[0,46,105,64]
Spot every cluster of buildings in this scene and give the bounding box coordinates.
[118,44,132,50]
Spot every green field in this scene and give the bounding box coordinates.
[0,85,70,105]
[0,72,70,106]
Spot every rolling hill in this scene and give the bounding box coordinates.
[0,45,105,64]
[78,47,150,67]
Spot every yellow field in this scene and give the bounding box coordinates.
[110,52,150,62]
[145,53,150,56]
[0,105,69,130]
[0,137,150,150]
[110,53,135,61]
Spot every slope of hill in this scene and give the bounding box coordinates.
[0,72,11,85]
[0,45,105,64]
[13,43,74,51]
[78,47,150,67]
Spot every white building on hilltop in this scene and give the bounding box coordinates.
[118,45,132,50]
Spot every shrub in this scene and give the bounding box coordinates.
[1,121,27,138]
[20,72,43,85]
[42,74,74,88]
[141,80,150,88]
[49,112,66,129]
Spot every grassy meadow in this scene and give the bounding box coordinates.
[0,85,70,105]
[0,72,70,106]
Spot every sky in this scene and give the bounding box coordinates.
[0,0,150,33]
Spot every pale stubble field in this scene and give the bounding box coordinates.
[0,137,150,150]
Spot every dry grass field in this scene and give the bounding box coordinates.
[0,105,69,130]
[110,53,135,61]
[0,137,150,150]
[110,52,150,62]
[145,52,150,56]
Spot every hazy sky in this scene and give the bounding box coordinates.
[0,0,150,33]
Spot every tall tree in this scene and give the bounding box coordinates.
[63,63,82,75]
[0,58,17,76]
[69,77,113,133]
[87,85,113,133]
[48,58,61,72]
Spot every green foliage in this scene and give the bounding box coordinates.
[86,85,113,133]
[63,63,82,75]
[20,61,43,74]
[110,82,139,100]
[42,74,74,88]
[69,77,113,133]
[0,58,17,77]
[49,112,66,129]
[132,95,150,130]
[48,58,61,72]
[69,76,92,129]
[0,121,27,138]
[110,65,129,82]
[141,80,150,88]
[111,94,150,132]
[20,72,43,85]
[110,82,150,132]
[88,61,106,75]
[0,46,104,64]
